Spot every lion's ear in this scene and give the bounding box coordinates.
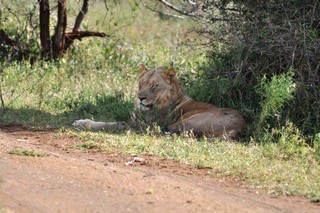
[163,68,176,82]
[139,64,147,77]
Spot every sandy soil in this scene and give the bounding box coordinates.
[0,125,319,213]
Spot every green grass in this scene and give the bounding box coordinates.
[0,0,319,203]
[75,141,100,150]
[0,1,202,128]
[63,129,320,201]
[8,149,46,157]
[73,141,114,152]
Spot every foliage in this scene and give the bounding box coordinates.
[197,0,320,136]
[255,71,296,136]
[260,122,310,158]
[313,133,320,162]
[0,0,200,126]
[0,0,40,61]
[0,0,108,60]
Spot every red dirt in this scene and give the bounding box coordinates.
[0,126,319,212]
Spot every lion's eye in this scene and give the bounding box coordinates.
[150,83,159,89]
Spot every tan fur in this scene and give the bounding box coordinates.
[136,66,246,138]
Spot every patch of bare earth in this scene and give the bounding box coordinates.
[0,126,319,212]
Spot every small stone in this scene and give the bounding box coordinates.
[133,157,145,163]
[125,161,133,166]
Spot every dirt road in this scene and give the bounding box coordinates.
[0,126,319,212]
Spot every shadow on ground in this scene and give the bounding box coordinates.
[0,93,134,131]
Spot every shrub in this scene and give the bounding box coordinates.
[255,71,296,136]
[197,0,320,136]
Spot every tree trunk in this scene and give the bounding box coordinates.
[73,0,89,33]
[38,0,51,58]
[53,0,67,59]
[64,0,89,50]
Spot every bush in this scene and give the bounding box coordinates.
[197,0,320,137]
[255,71,296,136]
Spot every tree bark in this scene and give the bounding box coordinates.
[64,31,107,50]
[0,29,29,60]
[38,0,51,57]
[66,31,106,40]
[64,0,89,50]
[73,0,89,33]
[0,30,19,47]
[53,0,67,59]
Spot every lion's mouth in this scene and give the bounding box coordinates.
[140,103,153,110]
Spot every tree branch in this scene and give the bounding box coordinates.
[53,0,67,59]
[141,1,185,19]
[64,31,108,51]
[65,31,108,40]
[73,0,89,33]
[145,0,230,21]
[62,0,107,51]
[156,0,200,17]
[0,29,30,60]
[0,30,19,47]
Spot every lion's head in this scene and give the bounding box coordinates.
[136,65,184,114]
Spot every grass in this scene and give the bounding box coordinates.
[0,0,319,203]
[74,141,111,152]
[76,141,100,150]
[8,149,46,157]
[63,129,320,201]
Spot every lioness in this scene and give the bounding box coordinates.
[73,65,246,138]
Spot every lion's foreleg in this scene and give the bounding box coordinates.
[72,119,128,131]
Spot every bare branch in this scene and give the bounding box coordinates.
[156,0,201,17]
[73,0,89,33]
[64,31,108,50]
[144,0,229,21]
[141,1,185,19]
[65,31,108,40]
[187,0,197,6]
